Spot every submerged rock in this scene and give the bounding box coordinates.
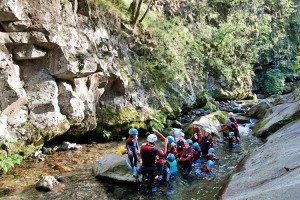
[35,176,61,192]
[92,154,137,183]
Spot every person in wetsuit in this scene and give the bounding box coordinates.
[139,133,167,192]
[125,128,140,176]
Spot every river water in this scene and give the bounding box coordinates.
[0,122,263,200]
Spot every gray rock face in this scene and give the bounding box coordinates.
[246,99,272,119]
[92,154,136,183]
[252,88,300,137]
[222,119,300,200]
[0,0,126,148]
[0,0,253,156]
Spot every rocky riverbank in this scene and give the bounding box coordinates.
[222,88,300,199]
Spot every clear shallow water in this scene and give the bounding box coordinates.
[0,123,263,200]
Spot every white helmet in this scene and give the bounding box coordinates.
[179,132,185,137]
[147,134,157,143]
[205,128,212,134]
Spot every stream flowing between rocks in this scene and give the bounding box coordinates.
[0,121,263,200]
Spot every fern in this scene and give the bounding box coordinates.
[0,153,23,172]
[149,110,166,131]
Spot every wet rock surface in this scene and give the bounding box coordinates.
[222,119,300,200]
[250,88,300,137]
[93,154,137,183]
[35,176,61,192]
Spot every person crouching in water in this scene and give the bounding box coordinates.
[139,134,167,192]
[192,142,201,165]
[207,148,217,161]
[176,132,185,159]
[180,139,194,178]
[201,160,215,174]
[126,128,140,176]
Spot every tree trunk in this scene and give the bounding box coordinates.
[139,0,154,23]
[129,0,137,23]
[131,0,143,26]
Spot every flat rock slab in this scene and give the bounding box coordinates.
[92,153,137,183]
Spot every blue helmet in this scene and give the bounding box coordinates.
[208,148,215,153]
[226,119,231,124]
[193,142,200,149]
[167,136,174,143]
[185,139,193,145]
[167,153,175,162]
[229,132,234,136]
[206,160,214,168]
[128,128,138,135]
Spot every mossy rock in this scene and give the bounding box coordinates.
[203,101,217,112]
[183,111,227,139]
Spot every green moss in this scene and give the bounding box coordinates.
[259,110,300,138]
[256,119,270,130]
[203,102,217,112]
[213,111,228,123]
[253,119,270,134]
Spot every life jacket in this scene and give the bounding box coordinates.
[201,166,210,173]
[167,160,178,174]
[181,147,193,163]
[193,149,201,161]
[167,143,177,156]
[191,128,202,144]
[176,140,185,156]
[201,136,210,149]
[140,144,158,167]
[207,152,216,160]
[126,137,138,152]
[229,117,238,126]
[228,136,235,147]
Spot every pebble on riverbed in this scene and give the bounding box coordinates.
[35,175,64,192]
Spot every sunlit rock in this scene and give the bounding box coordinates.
[93,154,137,183]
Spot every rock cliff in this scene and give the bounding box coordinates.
[0,0,255,156]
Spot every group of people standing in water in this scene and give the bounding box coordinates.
[123,112,240,194]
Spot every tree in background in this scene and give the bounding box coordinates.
[129,0,155,28]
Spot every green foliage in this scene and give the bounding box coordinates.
[0,139,24,172]
[264,69,285,95]
[42,147,52,155]
[95,0,131,19]
[294,53,300,72]
[102,130,112,140]
[149,110,166,131]
[0,153,23,172]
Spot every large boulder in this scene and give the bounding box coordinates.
[245,99,272,119]
[185,111,227,138]
[252,88,300,138]
[92,154,137,183]
[222,119,300,200]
